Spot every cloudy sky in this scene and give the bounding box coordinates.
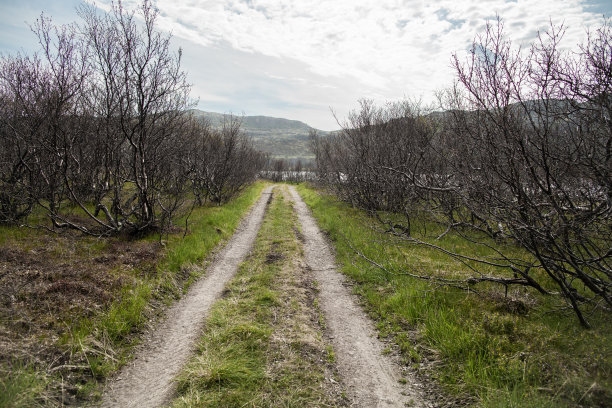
[0,0,609,130]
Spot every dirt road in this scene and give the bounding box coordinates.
[288,185,424,407]
[100,184,425,407]
[100,186,274,408]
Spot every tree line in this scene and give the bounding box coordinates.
[0,1,265,235]
[260,157,316,183]
[311,19,611,327]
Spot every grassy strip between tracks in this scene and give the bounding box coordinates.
[171,186,345,408]
[0,182,267,407]
[296,184,611,408]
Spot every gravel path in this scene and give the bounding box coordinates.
[100,186,274,408]
[288,185,424,408]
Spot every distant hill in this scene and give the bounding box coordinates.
[189,109,331,160]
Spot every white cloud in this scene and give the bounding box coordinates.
[110,0,604,85]
[26,0,607,128]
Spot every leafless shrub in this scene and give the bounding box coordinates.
[444,18,611,326]
[260,157,314,183]
[311,100,440,234]
[65,1,193,234]
[314,19,611,327]
[189,114,266,204]
[0,0,263,234]
[0,55,42,223]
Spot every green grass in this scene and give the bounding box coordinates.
[296,184,611,408]
[161,184,267,276]
[172,186,342,407]
[0,367,49,408]
[75,182,268,383]
[1,182,268,407]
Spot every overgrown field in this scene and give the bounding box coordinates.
[171,186,345,407]
[297,184,611,408]
[0,182,267,407]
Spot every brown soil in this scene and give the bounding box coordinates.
[0,230,161,403]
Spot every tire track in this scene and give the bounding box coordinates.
[100,185,275,408]
[288,185,424,408]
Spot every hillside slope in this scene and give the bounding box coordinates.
[190,109,330,160]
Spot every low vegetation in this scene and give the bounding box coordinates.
[171,187,345,407]
[0,182,266,407]
[297,184,611,407]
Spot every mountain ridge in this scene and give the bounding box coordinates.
[189,109,328,160]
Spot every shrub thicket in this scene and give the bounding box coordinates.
[311,19,611,327]
[0,1,264,234]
